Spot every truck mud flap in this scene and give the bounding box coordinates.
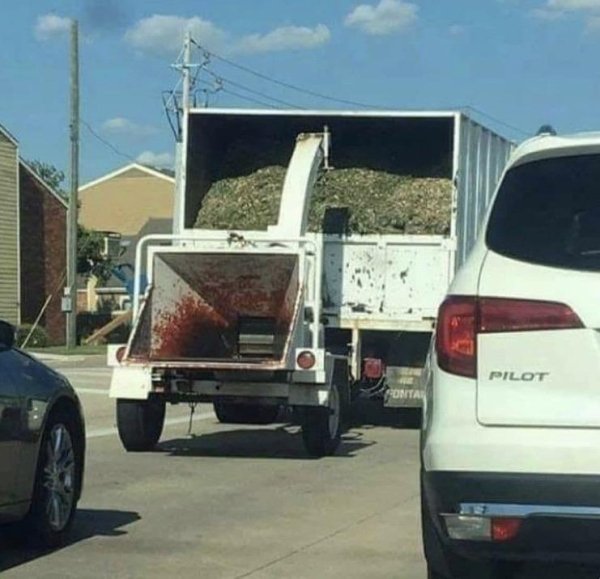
[384,366,424,408]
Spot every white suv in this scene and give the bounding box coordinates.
[421,132,600,578]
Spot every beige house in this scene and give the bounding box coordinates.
[0,124,19,325]
[79,163,175,236]
[78,163,175,317]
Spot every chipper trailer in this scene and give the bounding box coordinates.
[109,107,513,457]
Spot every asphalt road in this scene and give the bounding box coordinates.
[1,359,600,579]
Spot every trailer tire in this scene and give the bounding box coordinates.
[301,381,346,457]
[116,398,165,452]
[213,402,280,425]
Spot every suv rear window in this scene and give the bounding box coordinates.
[486,153,600,271]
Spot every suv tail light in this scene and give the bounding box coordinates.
[436,296,583,378]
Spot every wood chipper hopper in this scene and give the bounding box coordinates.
[127,251,302,366]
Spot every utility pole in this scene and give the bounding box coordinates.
[181,31,192,139]
[65,19,79,349]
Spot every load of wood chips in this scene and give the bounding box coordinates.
[194,166,452,235]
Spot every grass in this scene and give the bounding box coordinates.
[26,344,108,356]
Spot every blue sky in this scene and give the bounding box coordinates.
[2,0,600,183]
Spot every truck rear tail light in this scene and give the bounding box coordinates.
[436,296,582,378]
[363,358,385,380]
[297,350,316,370]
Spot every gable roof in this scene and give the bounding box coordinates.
[19,159,68,209]
[80,163,176,193]
[0,122,18,146]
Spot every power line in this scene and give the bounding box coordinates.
[191,40,383,110]
[196,78,278,108]
[190,40,530,139]
[205,70,303,109]
[80,119,139,163]
[461,106,530,139]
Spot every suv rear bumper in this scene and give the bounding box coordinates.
[423,470,600,564]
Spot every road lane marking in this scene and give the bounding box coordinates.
[75,387,110,395]
[86,412,215,439]
[61,369,112,376]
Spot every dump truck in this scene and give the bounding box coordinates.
[109,104,513,457]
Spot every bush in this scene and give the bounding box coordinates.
[17,324,49,348]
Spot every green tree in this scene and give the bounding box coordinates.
[29,160,115,280]
[28,160,66,197]
[77,225,114,281]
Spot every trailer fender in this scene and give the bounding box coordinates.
[109,366,153,400]
[289,385,330,407]
[289,353,344,407]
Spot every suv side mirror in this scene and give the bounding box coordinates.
[0,321,16,349]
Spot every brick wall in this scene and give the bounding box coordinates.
[19,167,67,345]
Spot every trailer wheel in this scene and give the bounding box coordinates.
[301,381,345,457]
[213,402,280,425]
[116,397,166,452]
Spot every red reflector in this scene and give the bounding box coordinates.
[491,518,522,542]
[436,296,477,378]
[479,298,583,334]
[363,358,385,380]
[297,351,316,370]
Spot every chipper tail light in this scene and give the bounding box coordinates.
[297,350,316,370]
[436,296,583,378]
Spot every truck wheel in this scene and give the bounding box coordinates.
[116,398,165,452]
[213,402,280,425]
[301,382,344,457]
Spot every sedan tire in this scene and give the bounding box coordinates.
[26,410,82,547]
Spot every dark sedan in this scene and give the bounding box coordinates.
[0,321,85,546]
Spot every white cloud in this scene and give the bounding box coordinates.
[449,24,466,35]
[234,24,330,54]
[35,14,71,41]
[136,151,174,168]
[548,0,600,9]
[125,14,331,57]
[531,7,566,18]
[344,0,418,36]
[102,117,159,138]
[585,14,600,29]
[532,0,600,23]
[125,15,227,57]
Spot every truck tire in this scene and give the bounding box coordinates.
[116,397,165,452]
[301,381,345,457]
[213,402,280,425]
